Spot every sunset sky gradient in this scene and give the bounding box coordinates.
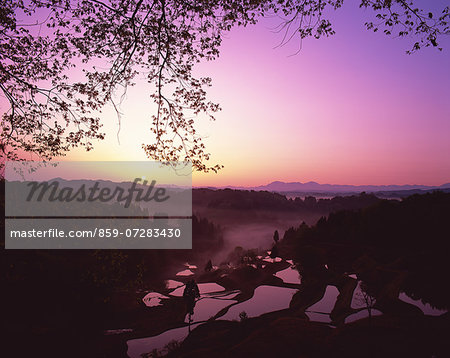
[66,1,450,187]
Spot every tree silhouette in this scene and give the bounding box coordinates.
[1,1,448,171]
[270,244,279,258]
[357,281,377,321]
[273,229,279,243]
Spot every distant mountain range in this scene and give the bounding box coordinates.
[10,176,450,194]
[218,181,450,193]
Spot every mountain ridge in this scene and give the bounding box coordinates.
[215,181,450,193]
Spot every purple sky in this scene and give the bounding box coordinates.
[65,1,450,186]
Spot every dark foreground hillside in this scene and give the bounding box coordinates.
[168,192,450,358]
[1,185,449,357]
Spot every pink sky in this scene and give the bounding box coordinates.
[64,1,450,187]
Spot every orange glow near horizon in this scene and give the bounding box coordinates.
[55,3,449,188]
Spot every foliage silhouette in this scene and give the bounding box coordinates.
[1,1,448,170]
[282,191,450,309]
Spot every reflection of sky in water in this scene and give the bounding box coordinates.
[220,285,297,321]
[165,280,184,290]
[274,267,301,285]
[213,291,240,300]
[142,292,169,307]
[176,269,194,276]
[350,281,367,309]
[184,263,197,269]
[399,293,447,316]
[170,283,225,297]
[263,256,282,263]
[185,298,237,323]
[129,285,238,357]
[129,262,450,358]
[305,311,331,323]
[345,309,382,323]
[127,324,201,358]
[307,285,339,314]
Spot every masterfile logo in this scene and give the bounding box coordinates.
[25,178,170,208]
[4,161,192,249]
